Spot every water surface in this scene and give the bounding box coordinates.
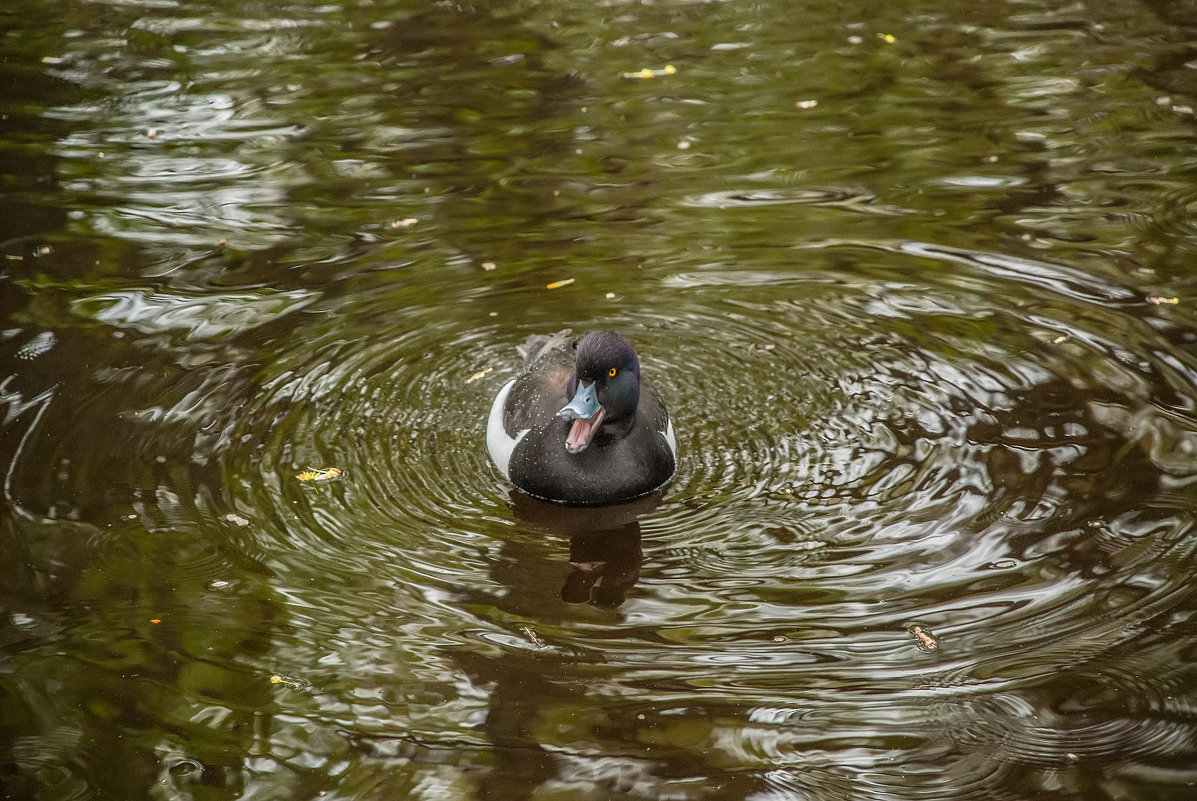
[2,1,1196,799]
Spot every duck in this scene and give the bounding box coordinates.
[487,330,677,505]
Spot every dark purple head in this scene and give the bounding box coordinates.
[557,331,642,453]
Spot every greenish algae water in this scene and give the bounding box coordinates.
[2,1,1196,799]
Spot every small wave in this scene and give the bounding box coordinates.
[682,186,913,216]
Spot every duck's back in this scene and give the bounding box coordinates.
[502,332,575,437]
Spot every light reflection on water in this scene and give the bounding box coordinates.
[2,0,1197,799]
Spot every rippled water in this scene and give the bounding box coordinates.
[3,1,1197,799]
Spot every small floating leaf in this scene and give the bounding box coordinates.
[546,278,575,290]
[621,65,677,79]
[466,367,493,384]
[909,624,939,651]
[297,467,342,482]
[1147,296,1179,305]
[520,625,546,649]
[269,673,306,689]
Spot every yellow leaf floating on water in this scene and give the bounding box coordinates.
[296,467,342,482]
[1147,296,1179,305]
[269,673,305,689]
[621,65,677,79]
[546,278,575,290]
[466,367,493,384]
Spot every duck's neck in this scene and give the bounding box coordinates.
[595,412,636,443]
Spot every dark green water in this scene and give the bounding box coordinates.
[3,1,1197,798]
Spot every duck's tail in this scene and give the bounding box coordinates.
[516,329,573,367]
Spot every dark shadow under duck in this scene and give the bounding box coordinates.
[487,330,677,505]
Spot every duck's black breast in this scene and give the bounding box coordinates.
[488,330,676,506]
[508,380,675,506]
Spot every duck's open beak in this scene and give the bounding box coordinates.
[557,380,606,454]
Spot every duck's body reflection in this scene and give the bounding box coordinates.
[439,494,663,799]
[561,528,640,607]
[508,491,660,607]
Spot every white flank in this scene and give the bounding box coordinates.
[486,379,527,478]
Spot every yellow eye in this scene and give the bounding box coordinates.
[608,367,617,377]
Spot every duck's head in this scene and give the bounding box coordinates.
[556,330,641,454]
